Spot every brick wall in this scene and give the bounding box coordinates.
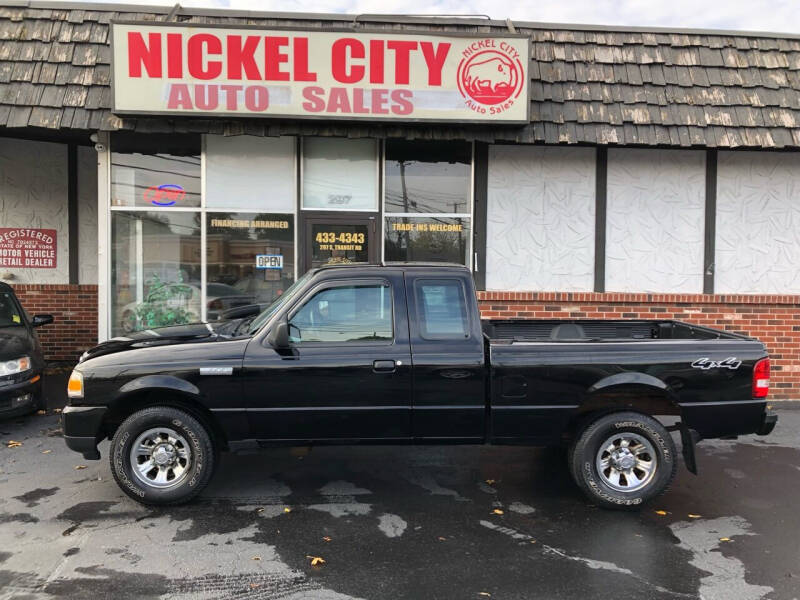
[478,291,800,400]
[13,284,98,362]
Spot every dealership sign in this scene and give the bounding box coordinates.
[0,228,57,269]
[111,23,530,123]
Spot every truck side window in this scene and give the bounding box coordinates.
[415,279,469,339]
[289,283,393,343]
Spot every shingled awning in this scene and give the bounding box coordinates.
[2,1,800,148]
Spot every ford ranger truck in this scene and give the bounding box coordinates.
[62,264,777,508]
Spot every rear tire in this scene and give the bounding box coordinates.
[569,411,676,510]
[110,406,215,505]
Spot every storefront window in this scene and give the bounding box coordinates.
[384,141,472,265]
[111,153,201,208]
[205,135,296,211]
[384,216,470,264]
[302,138,378,211]
[206,213,295,312]
[385,140,472,214]
[111,211,201,335]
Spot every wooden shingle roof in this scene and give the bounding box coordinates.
[3,1,800,148]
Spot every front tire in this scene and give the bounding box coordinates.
[110,406,215,505]
[569,412,676,510]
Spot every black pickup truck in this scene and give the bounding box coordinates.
[63,264,777,508]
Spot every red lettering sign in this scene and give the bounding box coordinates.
[113,24,530,123]
[0,228,57,269]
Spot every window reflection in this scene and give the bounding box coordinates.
[111,153,201,208]
[206,213,295,313]
[111,211,201,335]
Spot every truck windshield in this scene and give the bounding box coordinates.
[246,271,313,335]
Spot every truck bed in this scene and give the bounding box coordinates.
[482,319,750,343]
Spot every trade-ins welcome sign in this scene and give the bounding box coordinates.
[111,23,530,123]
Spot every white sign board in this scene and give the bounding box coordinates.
[256,254,283,269]
[111,23,530,123]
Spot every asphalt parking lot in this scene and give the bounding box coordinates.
[1,405,799,600]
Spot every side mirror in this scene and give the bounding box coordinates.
[32,314,54,327]
[267,319,290,349]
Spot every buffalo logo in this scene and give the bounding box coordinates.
[691,357,742,370]
[143,183,186,206]
[457,49,524,108]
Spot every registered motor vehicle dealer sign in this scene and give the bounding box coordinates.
[111,23,530,123]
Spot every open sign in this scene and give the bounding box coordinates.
[256,254,283,270]
[144,183,186,206]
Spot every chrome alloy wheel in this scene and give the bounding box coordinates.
[595,432,657,492]
[130,427,192,489]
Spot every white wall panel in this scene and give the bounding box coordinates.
[78,145,98,285]
[606,148,705,293]
[205,135,295,212]
[0,138,69,284]
[716,151,800,294]
[486,145,595,291]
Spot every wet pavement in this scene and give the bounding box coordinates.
[1,405,799,600]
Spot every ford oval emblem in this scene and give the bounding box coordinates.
[144,183,186,206]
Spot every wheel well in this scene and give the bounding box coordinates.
[564,390,680,442]
[101,391,229,451]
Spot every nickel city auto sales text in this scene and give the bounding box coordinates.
[126,32,453,115]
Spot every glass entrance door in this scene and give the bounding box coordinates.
[304,215,377,271]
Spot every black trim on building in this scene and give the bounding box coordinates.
[594,147,608,293]
[472,142,488,290]
[68,143,78,285]
[704,150,718,295]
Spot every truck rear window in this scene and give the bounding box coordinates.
[415,279,469,339]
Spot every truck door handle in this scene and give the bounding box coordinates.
[373,360,396,373]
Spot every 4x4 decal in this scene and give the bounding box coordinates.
[691,357,742,370]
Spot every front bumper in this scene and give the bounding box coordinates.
[0,374,42,417]
[62,405,107,460]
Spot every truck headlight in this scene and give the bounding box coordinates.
[0,356,31,377]
[67,370,84,399]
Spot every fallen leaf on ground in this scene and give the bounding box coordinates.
[307,555,326,566]
[492,509,504,515]
[479,593,492,597]
[437,536,447,541]
[719,537,731,542]
[256,507,264,513]
[654,510,667,516]
[54,408,62,413]
[322,536,332,542]
[251,556,261,561]
[485,479,496,485]
[688,514,702,519]
[6,441,22,448]
[284,507,292,513]
[529,540,536,544]
[249,583,261,589]
[74,465,87,470]
[36,410,46,415]
[42,450,52,454]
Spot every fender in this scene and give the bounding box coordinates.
[116,374,200,399]
[587,372,678,404]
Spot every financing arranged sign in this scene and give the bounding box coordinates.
[0,228,57,269]
[111,23,530,123]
